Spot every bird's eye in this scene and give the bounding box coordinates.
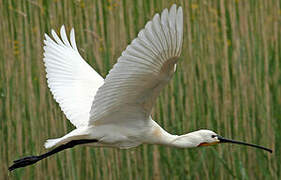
[211,135,216,138]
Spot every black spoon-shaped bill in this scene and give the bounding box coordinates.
[217,136,272,153]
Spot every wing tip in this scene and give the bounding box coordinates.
[60,25,66,37]
[177,6,183,17]
[169,4,183,14]
[70,28,78,51]
[44,25,79,52]
[170,4,177,10]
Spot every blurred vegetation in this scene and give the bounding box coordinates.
[0,0,280,179]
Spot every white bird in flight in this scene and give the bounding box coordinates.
[9,4,271,171]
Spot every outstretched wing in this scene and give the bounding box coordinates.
[89,5,183,125]
[43,26,104,127]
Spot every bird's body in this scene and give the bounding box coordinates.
[61,118,168,149]
[43,4,184,150]
[45,116,217,149]
[9,4,271,172]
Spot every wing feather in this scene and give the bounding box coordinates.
[89,5,183,124]
[43,26,104,127]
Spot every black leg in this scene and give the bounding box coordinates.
[9,139,98,171]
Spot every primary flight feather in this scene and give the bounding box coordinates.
[43,27,104,128]
[9,4,271,172]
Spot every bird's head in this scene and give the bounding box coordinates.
[194,130,220,147]
[172,129,272,153]
[173,130,219,147]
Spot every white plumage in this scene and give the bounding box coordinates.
[41,5,183,148]
[89,5,183,125]
[43,5,185,149]
[9,4,271,172]
[43,26,104,128]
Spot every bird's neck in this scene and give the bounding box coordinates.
[168,133,200,148]
[147,120,198,148]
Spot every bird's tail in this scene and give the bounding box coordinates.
[44,138,62,149]
[44,127,91,149]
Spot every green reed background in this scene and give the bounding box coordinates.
[0,0,280,179]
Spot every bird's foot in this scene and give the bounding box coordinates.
[9,155,41,171]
